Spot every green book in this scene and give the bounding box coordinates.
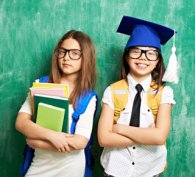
[33,94,69,133]
[36,103,65,132]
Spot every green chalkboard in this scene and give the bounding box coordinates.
[0,0,195,177]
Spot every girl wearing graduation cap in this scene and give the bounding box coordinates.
[98,16,177,177]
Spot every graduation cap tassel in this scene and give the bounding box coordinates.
[162,30,179,84]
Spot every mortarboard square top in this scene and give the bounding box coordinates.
[117,16,175,49]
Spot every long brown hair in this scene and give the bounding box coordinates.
[49,30,97,106]
[120,48,166,89]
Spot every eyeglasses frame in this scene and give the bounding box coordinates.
[128,47,160,61]
[55,47,82,60]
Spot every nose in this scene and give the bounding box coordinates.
[139,51,147,60]
[63,51,70,60]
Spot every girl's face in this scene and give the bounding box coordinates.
[127,46,159,81]
[57,38,82,77]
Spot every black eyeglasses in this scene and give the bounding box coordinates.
[55,47,82,60]
[128,48,160,61]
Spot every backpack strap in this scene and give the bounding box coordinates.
[19,144,35,176]
[39,75,49,83]
[71,91,97,177]
[110,79,128,123]
[71,90,97,134]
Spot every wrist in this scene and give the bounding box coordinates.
[44,129,55,142]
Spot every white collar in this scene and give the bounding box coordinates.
[127,74,152,92]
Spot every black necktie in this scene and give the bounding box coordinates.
[130,84,143,127]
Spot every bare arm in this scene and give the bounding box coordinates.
[66,134,88,150]
[16,113,88,152]
[27,133,88,152]
[113,103,172,145]
[15,112,71,151]
[16,112,52,140]
[98,103,135,148]
[27,139,57,151]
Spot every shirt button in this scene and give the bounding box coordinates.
[132,162,135,165]
[133,146,136,149]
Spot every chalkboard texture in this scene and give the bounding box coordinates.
[0,0,194,177]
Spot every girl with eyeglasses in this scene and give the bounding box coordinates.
[15,30,97,177]
[98,16,176,177]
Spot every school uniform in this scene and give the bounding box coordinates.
[100,74,175,177]
[19,79,97,177]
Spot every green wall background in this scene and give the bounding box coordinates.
[0,0,194,176]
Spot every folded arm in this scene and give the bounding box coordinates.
[27,134,88,152]
[98,103,135,148]
[16,112,72,152]
[113,103,172,145]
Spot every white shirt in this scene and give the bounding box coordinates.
[100,74,175,177]
[19,80,97,177]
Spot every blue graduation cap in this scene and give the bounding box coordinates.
[117,16,179,84]
[117,16,175,49]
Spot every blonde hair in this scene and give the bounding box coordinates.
[49,30,97,106]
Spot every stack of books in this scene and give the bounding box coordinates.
[30,82,69,133]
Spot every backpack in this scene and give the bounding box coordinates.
[110,79,163,123]
[20,76,98,177]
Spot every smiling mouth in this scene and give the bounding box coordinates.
[136,63,148,68]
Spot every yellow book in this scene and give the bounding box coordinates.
[32,82,69,98]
